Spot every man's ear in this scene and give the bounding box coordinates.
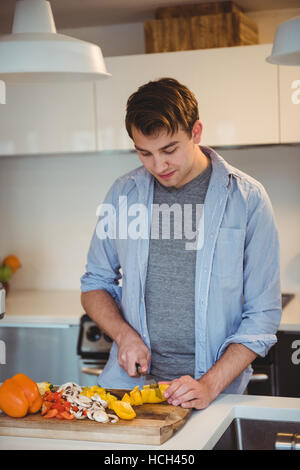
[192,120,203,144]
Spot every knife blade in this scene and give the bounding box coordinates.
[136,363,159,387]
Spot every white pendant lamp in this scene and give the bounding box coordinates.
[0,0,111,82]
[266,16,300,66]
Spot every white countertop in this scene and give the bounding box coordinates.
[1,393,300,450]
[1,289,299,330]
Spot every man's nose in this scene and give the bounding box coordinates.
[153,155,169,174]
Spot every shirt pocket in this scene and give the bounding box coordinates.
[212,227,245,280]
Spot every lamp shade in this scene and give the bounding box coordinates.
[0,0,111,82]
[266,16,300,66]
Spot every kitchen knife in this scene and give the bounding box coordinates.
[136,363,159,387]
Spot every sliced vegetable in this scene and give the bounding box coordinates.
[41,390,74,420]
[121,393,133,404]
[112,400,136,420]
[36,381,53,396]
[129,386,143,406]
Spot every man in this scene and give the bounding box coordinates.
[80,78,282,410]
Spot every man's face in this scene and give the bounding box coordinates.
[132,122,202,189]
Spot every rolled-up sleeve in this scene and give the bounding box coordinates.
[217,183,282,359]
[80,183,122,307]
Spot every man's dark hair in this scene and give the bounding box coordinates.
[125,77,199,139]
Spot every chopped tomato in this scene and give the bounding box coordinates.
[41,401,52,416]
[44,408,58,418]
[60,411,75,420]
[41,390,74,420]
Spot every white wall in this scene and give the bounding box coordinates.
[0,145,299,293]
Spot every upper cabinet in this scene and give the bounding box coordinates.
[95,44,280,150]
[0,44,298,156]
[279,66,300,143]
[0,82,96,156]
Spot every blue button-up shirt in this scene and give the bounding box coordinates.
[80,146,282,394]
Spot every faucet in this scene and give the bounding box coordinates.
[0,282,5,319]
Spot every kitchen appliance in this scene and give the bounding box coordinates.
[0,282,5,319]
[77,314,113,387]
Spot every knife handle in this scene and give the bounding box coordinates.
[136,363,142,375]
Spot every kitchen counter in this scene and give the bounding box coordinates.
[1,289,300,330]
[1,393,300,450]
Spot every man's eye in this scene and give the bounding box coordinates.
[164,148,177,154]
[141,152,151,157]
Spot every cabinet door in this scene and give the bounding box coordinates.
[275,331,300,398]
[95,44,279,150]
[279,66,300,143]
[192,44,279,146]
[0,82,96,156]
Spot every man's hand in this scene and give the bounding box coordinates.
[163,375,215,410]
[163,344,258,409]
[116,324,151,377]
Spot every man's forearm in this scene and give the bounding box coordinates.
[200,343,258,398]
[81,290,132,345]
[81,290,151,376]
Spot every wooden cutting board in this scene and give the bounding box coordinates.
[0,390,192,446]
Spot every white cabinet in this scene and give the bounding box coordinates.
[279,66,300,143]
[95,44,279,150]
[194,44,279,146]
[0,82,96,156]
[0,44,288,155]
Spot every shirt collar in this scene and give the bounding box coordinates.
[131,145,239,193]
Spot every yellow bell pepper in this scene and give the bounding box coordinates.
[112,400,136,420]
[143,388,164,403]
[121,393,133,404]
[106,392,118,410]
[158,383,170,396]
[129,386,143,406]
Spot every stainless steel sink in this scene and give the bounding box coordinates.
[213,418,300,450]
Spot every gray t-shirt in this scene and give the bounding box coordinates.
[145,158,212,382]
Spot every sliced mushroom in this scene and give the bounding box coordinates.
[86,409,95,420]
[91,394,108,408]
[107,413,119,423]
[73,395,92,407]
[57,382,81,393]
[93,410,110,423]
